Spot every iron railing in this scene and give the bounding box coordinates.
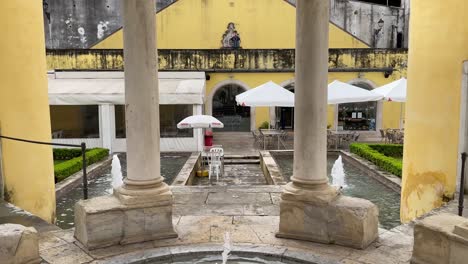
[0,135,88,199]
[459,152,466,216]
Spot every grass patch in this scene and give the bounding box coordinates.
[53,148,109,183]
[349,143,403,177]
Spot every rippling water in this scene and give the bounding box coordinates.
[272,152,401,230]
[55,153,190,229]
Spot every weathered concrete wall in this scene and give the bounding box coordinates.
[43,0,176,49]
[46,48,407,73]
[289,0,408,48]
[44,0,408,49]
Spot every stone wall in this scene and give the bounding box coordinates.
[42,0,176,49]
[43,0,408,49]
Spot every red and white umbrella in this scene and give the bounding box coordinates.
[177,115,224,129]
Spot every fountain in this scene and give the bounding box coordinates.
[331,155,347,189]
[111,154,123,190]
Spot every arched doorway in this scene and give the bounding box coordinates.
[337,82,378,131]
[276,83,295,129]
[211,84,251,132]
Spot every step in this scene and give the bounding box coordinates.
[224,155,259,160]
[224,159,260,165]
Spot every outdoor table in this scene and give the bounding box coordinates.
[260,129,282,150]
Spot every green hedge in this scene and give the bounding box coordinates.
[368,144,403,158]
[349,143,403,177]
[54,148,109,182]
[53,148,82,160]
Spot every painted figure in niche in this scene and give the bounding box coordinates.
[221,22,241,48]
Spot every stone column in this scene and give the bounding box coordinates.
[115,0,170,204]
[74,0,177,249]
[277,0,379,249]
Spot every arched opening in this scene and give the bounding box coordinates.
[275,83,295,130]
[337,82,378,131]
[212,84,251,131]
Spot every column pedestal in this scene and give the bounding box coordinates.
[74,0,177,250]
[277,182,378,249]
[74,183,177,250]
[276,0,379,249]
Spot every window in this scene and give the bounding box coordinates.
[337,83,377,131]
[50,105,100,138]
[115,104,193,138]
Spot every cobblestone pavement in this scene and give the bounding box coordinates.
[37,186,417,264]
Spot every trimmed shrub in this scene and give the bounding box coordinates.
[53,148,82,160]
[259,121,269,129]
[368,144,403,158]
[54,148,109,182]
[349,143,403,177]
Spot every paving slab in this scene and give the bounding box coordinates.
[40,242,93,264]
[206,192,272,205]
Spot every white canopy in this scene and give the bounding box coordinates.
[235,81,294,107]
[177,115,224,129]
[371,78,407,102]
[328,80,383,104]
[48,71,206,105]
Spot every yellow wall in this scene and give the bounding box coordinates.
[401,0,468,222]
[207,73,294,128]
[93,0,368,49]
[207,71,405,129]
[0,1,55,222]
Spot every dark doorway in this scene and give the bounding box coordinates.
[212,84,251,131]
[276,84,295,130]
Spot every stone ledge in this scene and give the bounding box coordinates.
[74,195,177,250]
[259,151,287,185]
[277,193,379,249]
[411,213,468,264]
[0,224,40,264]
[171,152,201,186]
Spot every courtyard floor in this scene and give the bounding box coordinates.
[3,132,466,263]
[37,185,416,264]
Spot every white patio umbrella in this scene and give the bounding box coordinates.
[235,81,294,129]
[235,81,294,107]
[371,78,407,102]
[177,115,224,129]
[328,80,383,104]
[372,78,407,128]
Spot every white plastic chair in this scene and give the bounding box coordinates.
[208,147,224,181]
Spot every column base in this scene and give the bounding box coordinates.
[276,182,379,249]
[411,214,468,264]
[74,183,177,250]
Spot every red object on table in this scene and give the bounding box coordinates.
[204,130,213,146]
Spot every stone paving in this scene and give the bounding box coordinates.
[37,186,417,264]
[213,132,260,155]
[192,164,267,186]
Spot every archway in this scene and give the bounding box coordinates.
[207,80,253,132]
